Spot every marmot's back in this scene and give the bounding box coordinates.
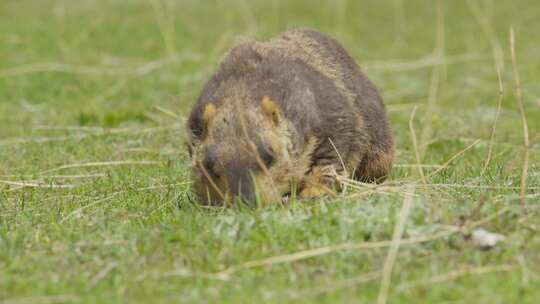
[252,28,393,178]
[256,28,392,153]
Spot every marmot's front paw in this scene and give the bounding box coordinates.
[299,184,335,199]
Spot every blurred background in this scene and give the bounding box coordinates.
[1,0,538,137]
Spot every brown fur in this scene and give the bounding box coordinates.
[186,28,394,205]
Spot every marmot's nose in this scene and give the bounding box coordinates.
[227,171,255,204]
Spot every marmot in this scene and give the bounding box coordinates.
[186,28,393,205]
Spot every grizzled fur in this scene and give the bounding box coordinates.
[186,28,393,204]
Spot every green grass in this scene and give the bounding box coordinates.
[1,0,539,303]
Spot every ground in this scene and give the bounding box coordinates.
[0,0,539,303]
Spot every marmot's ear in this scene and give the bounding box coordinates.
[202,103,217,126]
[261,96,280,126]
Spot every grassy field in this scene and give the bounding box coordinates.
[1,0,539,303]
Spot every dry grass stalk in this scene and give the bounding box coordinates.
[518,214,539,231]
[338,178,540,194]
[509,28,530,208]
[61,182,191,222]
[421,139,481,181]
[0,179,77,189]
[289,271,381,299]
[0,295,80,304]
[409,106,427,184]
[481,63,503,176]
[398,264,514,292]
[467,0,505,176]
[419,0,445,157]
[215,230,454,278]
[377,184,416,304]
[365,53,480,72]
[394,164,443,169]
[425,183,540,191]
[40,160,161,174]
[136,268,229,282]
[0,62,130,77]
[463,206,511,232]
[60,194,119,222]
[1,174,106,180]
[2,124,181,147]
[0,55,185,78]
[0,134,88,146]
[153,105,181,119]
[34,124,181,134]
[150,0,177,58]
[86,262,118,290]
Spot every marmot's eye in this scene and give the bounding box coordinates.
[189,116,205,138]
[257,141,275,168]
[203,146,220,179]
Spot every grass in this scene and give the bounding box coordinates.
[1,0,539,303]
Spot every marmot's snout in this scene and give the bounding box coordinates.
[198,138,277,204]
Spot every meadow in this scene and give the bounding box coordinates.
[0,0,539,303]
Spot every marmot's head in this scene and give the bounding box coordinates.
[186,94,306,205]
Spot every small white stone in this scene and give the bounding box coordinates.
[471,228,506,249]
